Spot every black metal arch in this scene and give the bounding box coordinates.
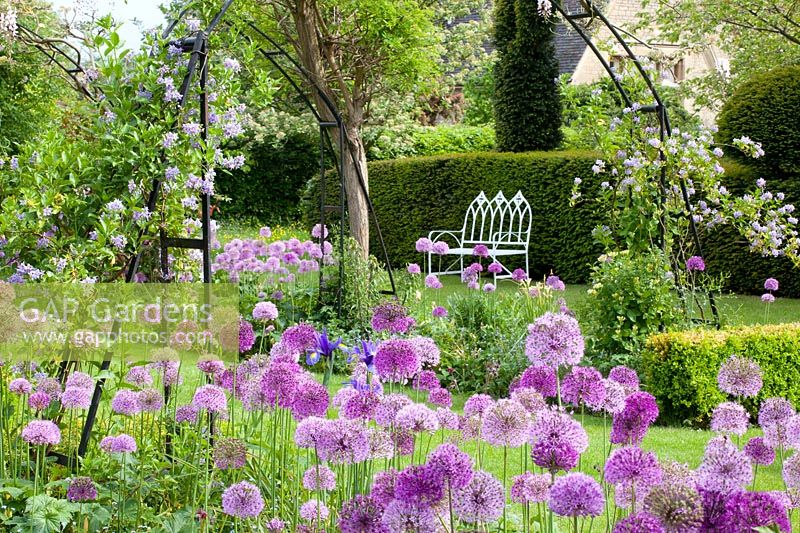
[15,0,398,460]
[552,0,719,325]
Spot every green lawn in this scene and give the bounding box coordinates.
[433,274,800,327]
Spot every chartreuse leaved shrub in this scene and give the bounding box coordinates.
[643,323,800,426]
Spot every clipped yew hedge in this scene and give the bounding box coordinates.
[643,324,800,426]
[301,151,800,291]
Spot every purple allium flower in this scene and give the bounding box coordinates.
[604,446,662,491]
[368,427,394,460]
[783,453,800,488]
[525,312,584,368]
[545,275,566,291]
[125,366,153,387]
[67,477,97,502]
[302,465,336,491]
[192,384,228,413]
[395,464,445,507]
[111,389,141,416]
[532,436,579,473]
[482,398,530,447]
[317,419,370,464]
[261,358,301,408]
[512,268,528,282]
[548,472,604,517]
[374,393,413,427]
[338,494,386,533]
[601,379,627,414]
[427,443,473,489]
[517,365,558,397]
[138,388,164,412]
[453,470,505,524]
[720,491,790,532]
[415,238,433,253]
[371,469,398,507]
[253,301,279,321]
[745,436,775,465]
[374,339,421,383]
[100,433,137,453]
[608,365,640,391]
[464,393,494,418]
[371,302,415,334]
[765,278,780,291]
[686,256,705,271]
[21,420,61,445]
[290,378,329,421]
[483,282,496,292]
[512,388,547,413]
[436,408,459,430]
[696,436,753,494]
[413,370,440,392]
[381,500,437,533]
[762,293,776,303]
[197,360,225,375]
[718,355,763,398]
[432,241,449,255]
[222,481,264,518]
[488,262,503,274]
[409,336,440,367]
[407,263,421,275]
[561,366,606,409]
[610,392,659,446]
[511,472,551,504]
[710,401,749,435]
[28,391,51,411]
[343,389,381,421]
[294,416,331,449]
[36,377,62,400]
[428,387,452,408]
[431,305,447,317]
[612,512,665,533]
[9,378,32,395]
[65,371,93,390]
[473,244,490,257]
[61,387,91,409]
[175,404,199,424]
[395,403,439,433]
[239,319,255,353]
[530,408,589,453]
[642,481,703,531]
[280,323,318,356]
[425,274,443,289]
[267,518,286,532]
[214,438,247,470]
[300,499,329,522]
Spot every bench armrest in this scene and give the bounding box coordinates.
[427,230,463,246]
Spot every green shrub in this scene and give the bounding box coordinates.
[366,124,495,161]
[717,65,800,178]
[493,0,562,151]
[216,133,319,223]
[582,250,683,373]
[642,323,800,426]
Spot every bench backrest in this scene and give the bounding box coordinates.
[461,191,531,247]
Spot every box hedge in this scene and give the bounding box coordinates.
[642,323,800,426]
[301,151,799,291]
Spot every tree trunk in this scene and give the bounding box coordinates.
[341,127,370,256]
[289,0,370,256]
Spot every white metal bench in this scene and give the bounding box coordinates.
[426,190,532,280]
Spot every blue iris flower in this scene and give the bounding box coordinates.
[347,339,377,373]
[306,328,343,366]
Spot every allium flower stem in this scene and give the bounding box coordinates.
[503,445,509,533]
[449,482,455,533]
